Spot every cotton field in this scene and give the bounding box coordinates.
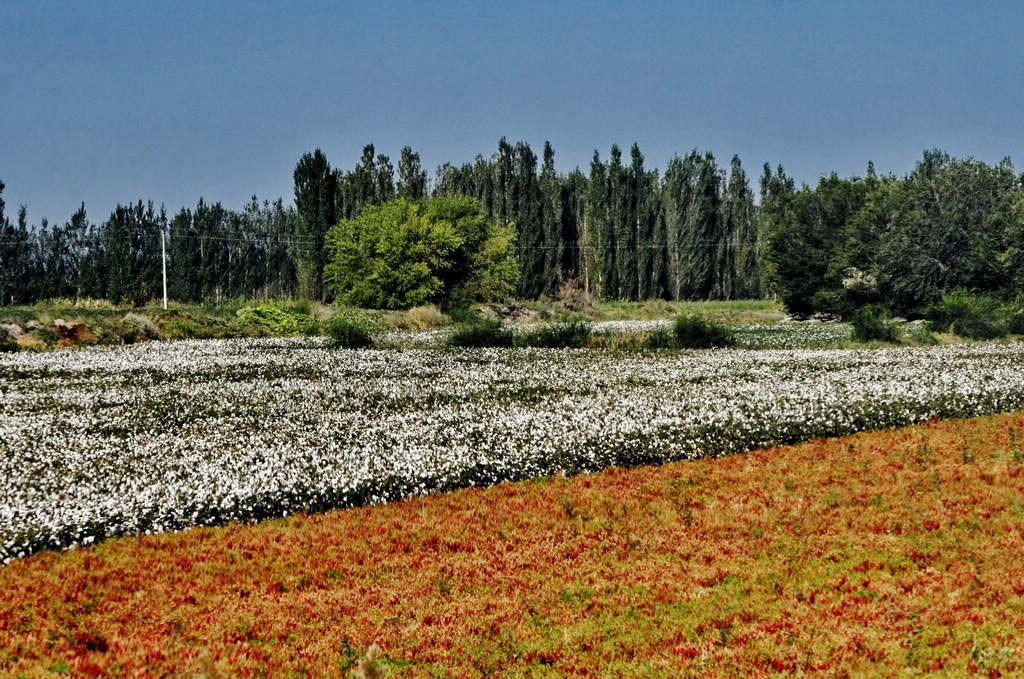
[2,337,1024,563]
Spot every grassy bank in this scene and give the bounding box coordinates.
[0,298,783,351]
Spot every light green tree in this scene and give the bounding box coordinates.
[325,196,519,309]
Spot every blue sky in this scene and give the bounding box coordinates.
[2,0,1022,222]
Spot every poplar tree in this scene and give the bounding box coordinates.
[397,146,428,199]
[585,151,609,297]
[724,156,759,299]
[539,141,563,295]
[293,149,337,300]
[561,169,587,284]
[512,141,543,298]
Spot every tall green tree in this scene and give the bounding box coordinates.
[607,145,631,299]
[877,151,1016,314]
[102,201,164,305]
[629,144,659,300]
[585,151,610,297]
[757,164,796,301]
[511,141,544,298]
[664,152,722,299]
[724,155,759,299]
[397,146,428,199]
[293,149,337,300]
[539,141,563,296]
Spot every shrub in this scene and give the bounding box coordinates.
[906,321,938,346]
[446,319,513,348]
[325,311,374,349]
[557,278,594,313]
[403,305,449,330]
[0,329,18,353]
[672,315,735,349]
[924,291,1006,339]
[1008,309,1024,336]
[519,321,591,348]
[160,318,204,340]
[446,307,482,325]
[850,305,900,343]
[118,313,160,343]
[236,304,320,337]
[645,326,676,349]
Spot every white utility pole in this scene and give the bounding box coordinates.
[161,230,168,310]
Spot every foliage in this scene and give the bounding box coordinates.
[760,152,1023,319]
[325,196,519,310]
[3,143,1023,314]
[644,325,676,349]
[234,304,321,336]
[160,318,203,340]
[117,313,160,344]
[517,320,591,348]
[764,172,870,316]
[382,304,450,330]
[924,290,1007,339]
[1007,307,1024,335]
[672,314,735,348]
[850,305,900,343]
[2,413,1023,676]
[556,277,594,313]
[293,149,337,301]
[905,321,939,346]
[445,319,514,348]
[878,153,1015,315]
[0,328,18,352]
[325,310,374,349]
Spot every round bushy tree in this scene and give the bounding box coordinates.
[325,196,518,309]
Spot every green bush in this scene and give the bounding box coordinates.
[118,313,160,343]
[645,326,676,349]
[851,305,900,343]
[160,318,205,340]
[672,315,735,349]
[906,321,938,346]
[236,304,320,336]
[447,307,483,325]
[0,330,18,353]
[325,312,373,349]
[1008,309,1024,335]
[924,291,1006,339]
[446,319,514,348]
[326,196,519,310]
[518,321,591,348]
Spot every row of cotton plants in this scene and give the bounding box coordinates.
[377,320,855,349]
[3,338,1024,563]
[589,319,854,349]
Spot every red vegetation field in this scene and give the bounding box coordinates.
[2,413,1024,677]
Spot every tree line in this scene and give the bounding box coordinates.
[2,142,1022,315]
[294,140,761,304]
[761,150,1024,317]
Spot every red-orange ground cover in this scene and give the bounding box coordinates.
[2,413,1024,678]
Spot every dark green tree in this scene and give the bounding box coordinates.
[511,141,544,298]
[539,141,563,296]
[293,149,337,300]
[877,151,1016,314]
[397,146,428,199]
[585,151,610,297]
[724,155,759,299]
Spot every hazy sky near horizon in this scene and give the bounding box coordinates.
[2,0,1023,223]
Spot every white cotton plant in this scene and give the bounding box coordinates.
[2,337,1024,562]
